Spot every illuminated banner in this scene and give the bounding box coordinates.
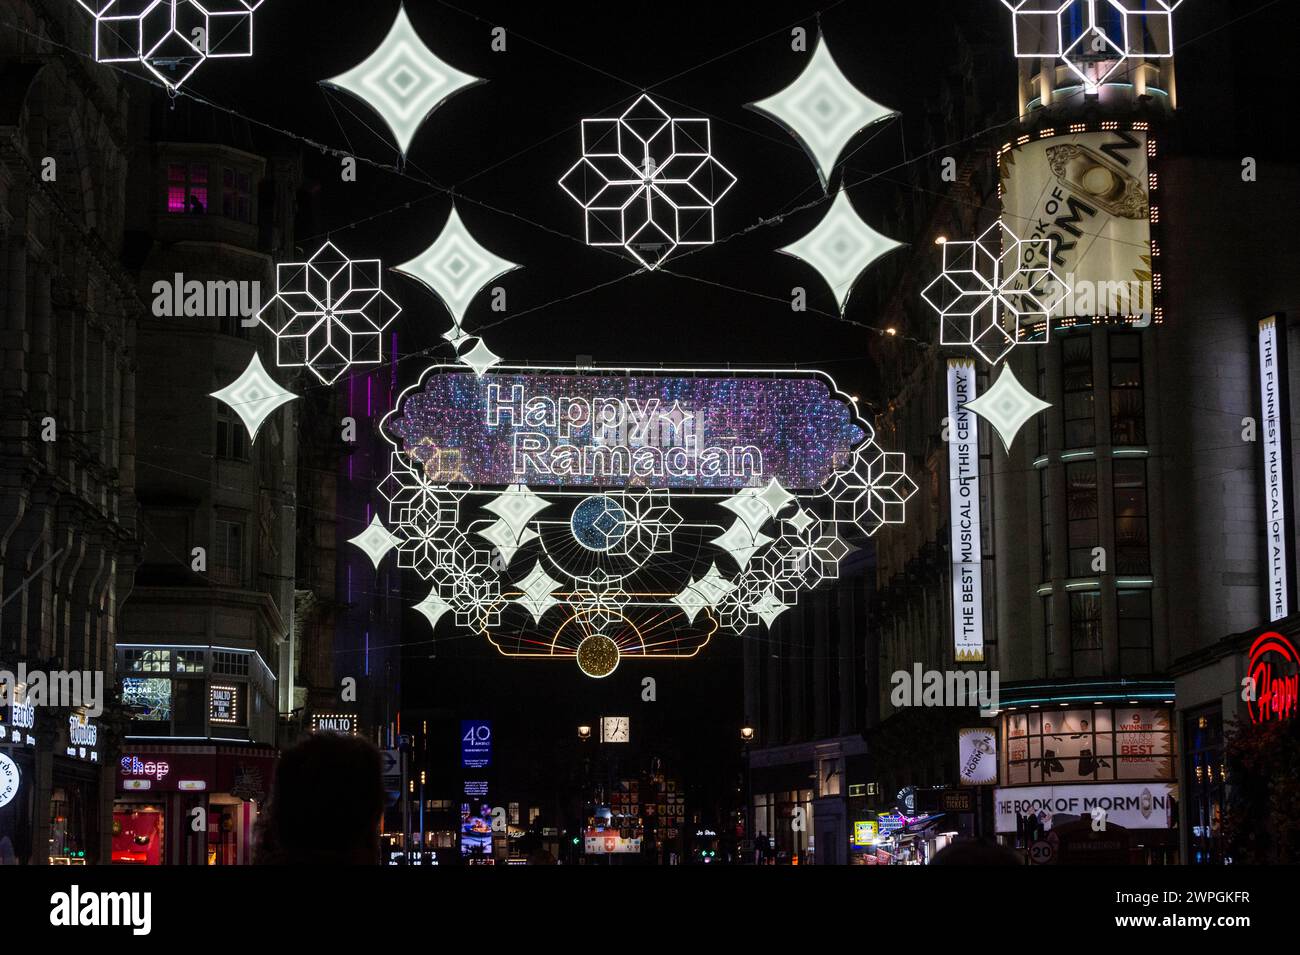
[385,366,863,490]
[461,720,492,769]
[994,782,1176,833]
[958,727,997,786]
[948,360,985,662]
[1001,130,1151,319]
[1258,316,1293,621]
[0,752,19,809]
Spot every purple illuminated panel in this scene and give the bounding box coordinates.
[386,368,864,490]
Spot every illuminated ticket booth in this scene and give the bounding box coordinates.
[993,679,1179,865]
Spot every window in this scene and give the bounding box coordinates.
[166,162,209,214]
[1040,468,1052,581]
[1110,333,1146,444]
[1066,462,1099,576]
[175,650,205,673]
[212,520,244,586]
[1069,590,1102,676]
[172,679,206,736]
[213,651,250,677]
[124,649,171,673]
[1062,335,1095,448]
[216,406,248,461]
[221,167,252,222]
[1118,590,1153,672]
[1043,595,1054,661]
[1037,352,1049,456]
[1113,459,1151,573]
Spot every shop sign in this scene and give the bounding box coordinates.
[1246,631,1299,724]
[852,820,879,847]
[209,685,240,725]
[994,782,1176,833]
[120,755,171,782]
[311,713,358,735]
[0,752,19,808]
[65,712,100,762]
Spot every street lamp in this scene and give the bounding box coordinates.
[577,725,592,740]
[741,726,756,863]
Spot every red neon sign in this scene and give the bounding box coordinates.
[1247,631,1299,724]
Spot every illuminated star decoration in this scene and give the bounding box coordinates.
[394,206,519,341]
[76,1,265,92]
[779,191,902,313]
[921,220,1070,365]
[999,1,1186,94]
[748,32,898,190]
[514,560,564,625]
[210,351,296,443]
[559,93,737,270]
[412,585,453,631]
[255,242,402,385]
[962,364,1053,451]
[322,3,482,156]
[347,513,401,569]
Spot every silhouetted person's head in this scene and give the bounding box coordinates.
[256,733,385,865]
[930,839,1023,866]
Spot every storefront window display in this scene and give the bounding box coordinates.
[1184,707,1227,865]
[112,804,166,865]
[1002,706,1175,785]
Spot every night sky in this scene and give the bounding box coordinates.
[143,0,1295,814]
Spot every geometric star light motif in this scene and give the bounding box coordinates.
[559,93,737,270]
[394,206,519,332]
[256,242,402,385]
[76,1,265,93]
[922,220,1070,365]
[779,190,903,314]
[347,514,402,570]
[322,3,482,156]
[962,364,1053,452]
[999,1,1185,93]
[209,351,297,443]
[748,33,898,189]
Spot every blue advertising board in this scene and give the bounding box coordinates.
[461,720,492,769]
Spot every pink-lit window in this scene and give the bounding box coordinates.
[166,162,209,214]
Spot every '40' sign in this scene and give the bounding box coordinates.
[1243,632,1299,724]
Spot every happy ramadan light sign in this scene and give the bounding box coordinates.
[386,367,863,490]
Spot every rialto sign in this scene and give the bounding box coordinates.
[994,782,1176,832]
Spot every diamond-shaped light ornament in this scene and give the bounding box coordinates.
[712,519,774,572]
[748,34,898,189]
[963,364,1053,452]
[76,1,265,93]
[256,242,402,384]
[921,220,1069,365]
[413,585,453,632]
[514,560,564,625]
[210,351,297,443]
[394,206,519,331]
[459,338,501,377]
[671,563,736,624]
[780,191,902,313]
[348,514,401,569]
[559,93,737,270]
[322,3,482,156]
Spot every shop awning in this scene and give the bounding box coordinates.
[895,814,947,838]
